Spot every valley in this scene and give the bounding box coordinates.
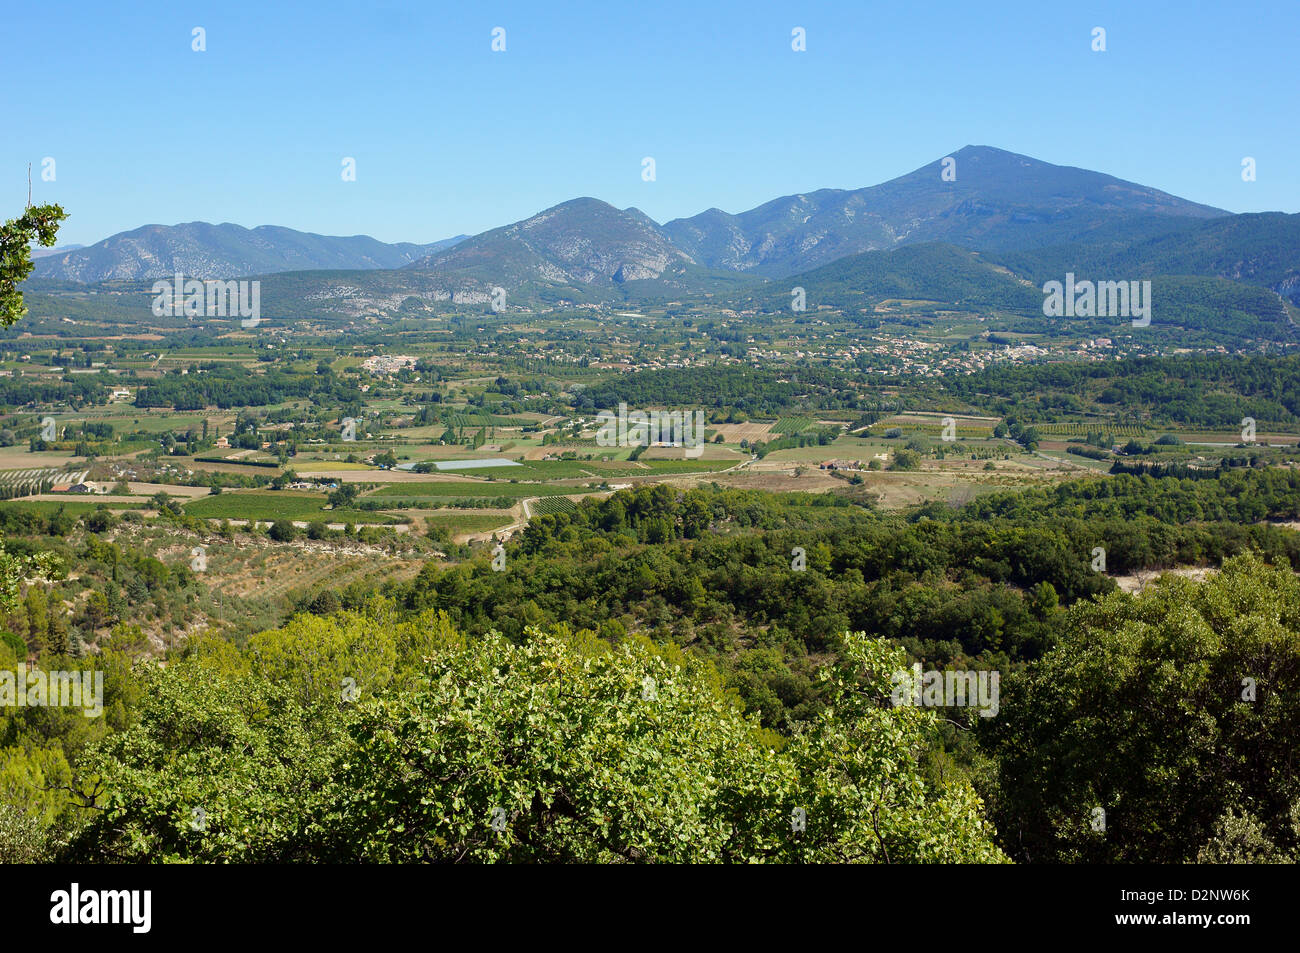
[4,141,1299,872]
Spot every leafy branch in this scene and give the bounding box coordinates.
[1,170,67,326]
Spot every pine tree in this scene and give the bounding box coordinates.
[23,588,48,656]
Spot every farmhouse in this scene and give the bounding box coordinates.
[56,481,100,494]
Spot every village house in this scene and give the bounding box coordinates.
[55,481,100,494]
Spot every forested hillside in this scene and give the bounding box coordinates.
[948,354,1300,426]
[5,467,1299,864]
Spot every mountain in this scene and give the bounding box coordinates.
[996,212,1300,303]
[234,200,754,317]
[663,145,1228,277]
[24,146,1294,338]
[32,223,467,282]
[716,239,1293,345]
[31,147,1236,292]
[406,197,703,288]
[725,242,1042,313]
[30,243,84,259]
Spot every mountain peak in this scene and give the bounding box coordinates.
[410,195,693,286]
[952,144,1030,158]
[534,196,619,216]
[663,146,1227,276]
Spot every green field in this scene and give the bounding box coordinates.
[421,511,515,533]
[633,458,736,474]
[443,412,532,428]
[867,422,995,438]
[529,496,579,516]
[365,482,572,499]
[0,500,147,516]
[444,460,601,479]
[446,458,728,480]
[1034,422,1146,437]
[181,492,399,524]
[771,415,816,434]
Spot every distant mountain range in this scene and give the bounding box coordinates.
[34,146,1232,287]
[22,146,1300,340]
[663,145,1225,277]
[30,243,84,259]
[33,224,466,283]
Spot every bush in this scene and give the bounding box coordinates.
[0,803,47,863]
[82,508,117,533]
[0,629,25,658]
[268,519,299,542]
[889,449,921,471]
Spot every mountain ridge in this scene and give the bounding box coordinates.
[662,145,1228,277]
[30,146,1279,312]
[33,223,467,283]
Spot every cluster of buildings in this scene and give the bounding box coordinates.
[361,354,417,375]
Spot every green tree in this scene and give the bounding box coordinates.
[985,553,1300,863]
[1,199,67,325]
[327,483,359,508]
[62,621,1004,863]
[23,587,49,655]
[247,609,399,708]
[62,659,347,863]
[329,627,1005,863]
[889,448,921,471]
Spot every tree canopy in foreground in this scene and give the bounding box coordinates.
[61,619,1005,863]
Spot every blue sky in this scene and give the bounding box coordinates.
[6,0,1298,246]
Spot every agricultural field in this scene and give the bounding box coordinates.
[419,510,516,536]
[709,421,776,443]
[0,499,146,516]
[363,481,572,499]
[1034,422,1147,437]
[181,492,401,524]
[529,496,579,516]
[770,415,817,434]
[0,466,89,498]
[5,295,1300,655]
